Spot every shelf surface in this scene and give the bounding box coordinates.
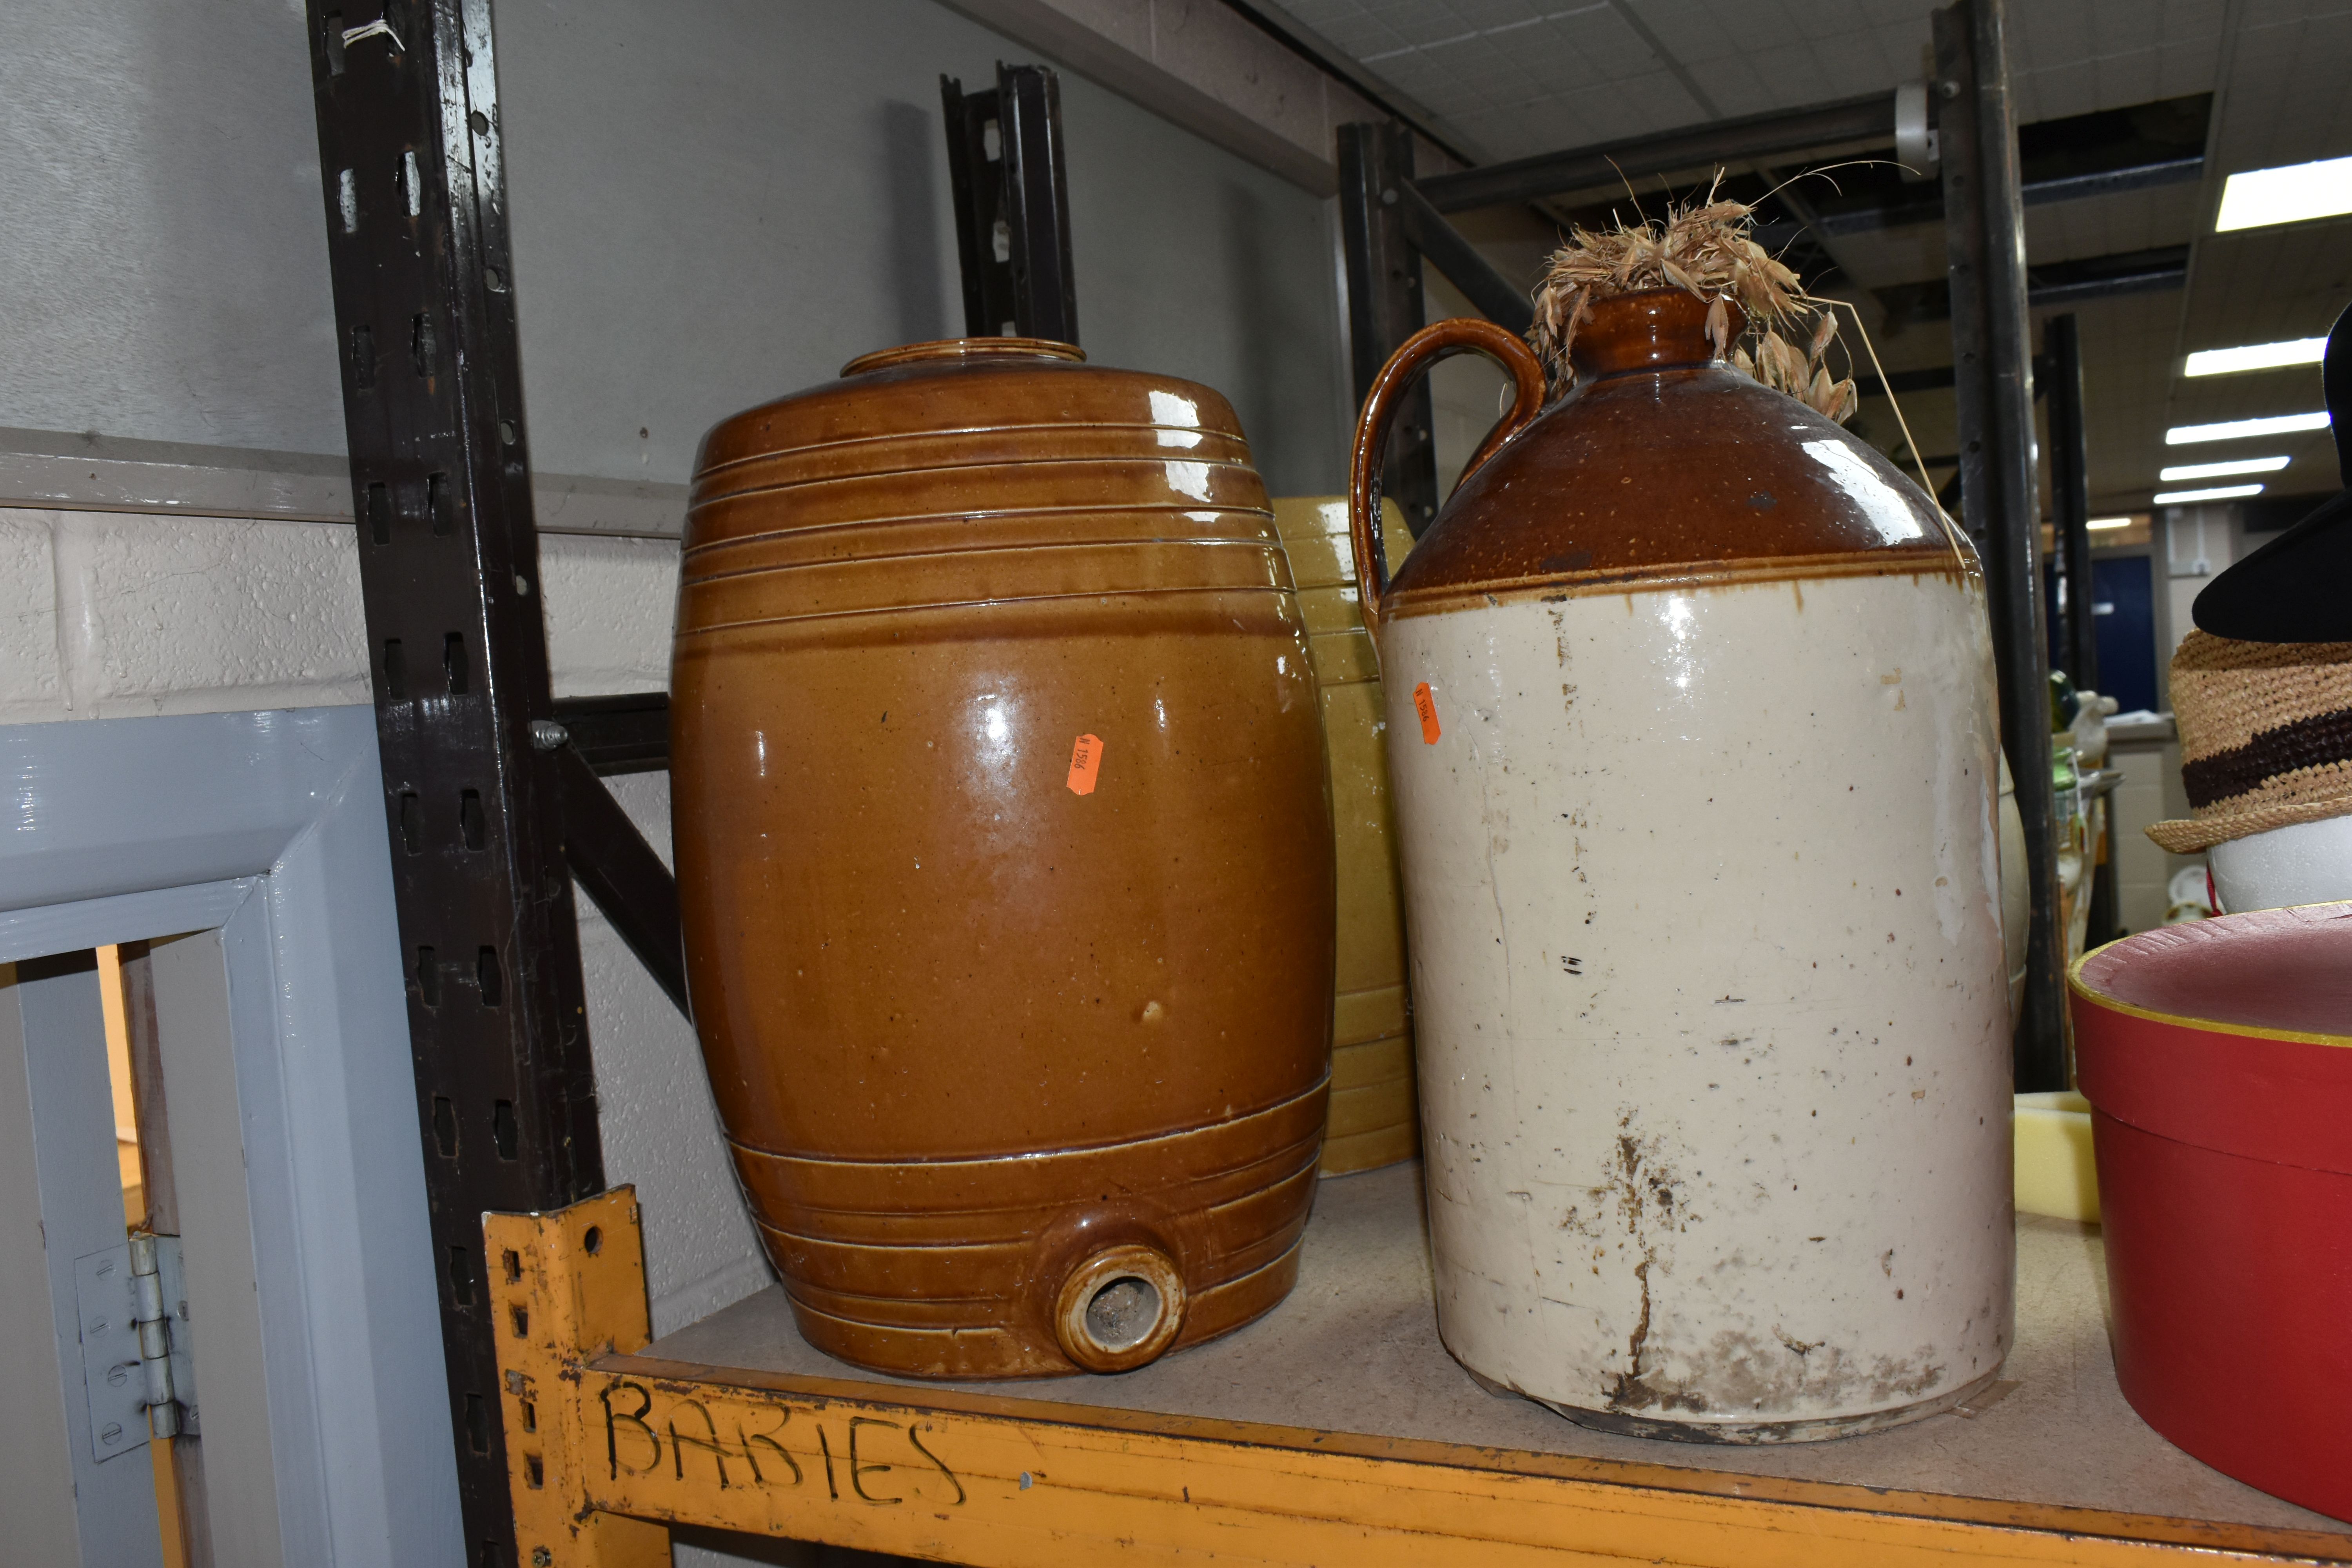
[646,1160,2347,1539]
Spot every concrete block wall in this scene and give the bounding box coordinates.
[0,510,687,718]
[0,513,63,719]
[2,510,368,722]
[0,506,768,1346]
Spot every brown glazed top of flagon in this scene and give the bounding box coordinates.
[1384,291,1969,618]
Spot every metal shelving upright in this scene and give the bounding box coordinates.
[301,4,682,1559]
[300,8,1082,1559]
[942,64,1080,345]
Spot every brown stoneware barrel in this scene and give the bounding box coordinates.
[672,338,1336,1379]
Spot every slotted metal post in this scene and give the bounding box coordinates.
[1937,0,2063,1088]
[300,5,679,1559]
[1337,122,1439,537]
[2045,314,2098,691]
[942,63,1078,344]
[1393,180,1533,336]
[2043,314,2121,948]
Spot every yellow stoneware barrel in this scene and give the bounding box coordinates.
[1272,497,1416,1175]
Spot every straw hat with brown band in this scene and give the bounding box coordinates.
[2147,634,2352,853]
[2148,298,2352,855]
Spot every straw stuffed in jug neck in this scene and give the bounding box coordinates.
[1524,176,1964,547]
[1344,177,1969,639]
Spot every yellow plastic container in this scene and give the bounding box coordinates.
[2014,1090,2100,1223]
[1274,497,1417,1174]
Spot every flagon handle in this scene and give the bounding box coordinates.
[1346,317,1548,626]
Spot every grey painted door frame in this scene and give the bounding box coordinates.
[0,706,463,1568]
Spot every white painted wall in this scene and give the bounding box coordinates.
[0,4,1365,1560]
[1423,268,1512,505]
[2110,740,2202,934]
[2162,504,2243,680]
[2096,503,2248,936]
[0,0,1363,1245]
[0,0,1350,498]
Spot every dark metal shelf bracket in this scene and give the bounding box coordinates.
[1936,0,2065,1090]
[943,63,1078,345]
[301,3,686,1559]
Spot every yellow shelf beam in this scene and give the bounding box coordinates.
[487,1190,2352,1568]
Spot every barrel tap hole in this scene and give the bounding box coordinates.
[1084,1275,1162,1353]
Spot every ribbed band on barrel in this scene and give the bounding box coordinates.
[2146,631,2352,853]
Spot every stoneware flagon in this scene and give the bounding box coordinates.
[673,338,1336,1380]
[1272,497,1420,1174]
[1347,299,2013,1441]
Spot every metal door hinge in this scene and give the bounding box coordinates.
[74,1233,198,1461]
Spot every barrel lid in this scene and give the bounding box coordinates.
[691,336,1249,485]
[1385,291,1969,615]
[840,336,1085,376]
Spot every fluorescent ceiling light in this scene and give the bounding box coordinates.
[2165,411,2331,444]
[2086,516,2134,530]
[2215,156,2352,230]
[2183,338,2329,376]
[2153,484,2266,505]
[2159,456,2292,481]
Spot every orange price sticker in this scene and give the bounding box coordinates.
[1066,733,1105,795]
[1412,682,1441,744]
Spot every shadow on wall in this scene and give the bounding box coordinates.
[1200,176,1350,495]
[1054,60,1347,497]
[4,0,1356,497]
[1221,181,1281,441]
[1423,267,1512,504]
[879,99,948,347]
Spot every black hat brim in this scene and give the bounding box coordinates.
[2193,485,2352,643]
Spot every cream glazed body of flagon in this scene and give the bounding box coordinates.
[1348,298,2014,1442]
